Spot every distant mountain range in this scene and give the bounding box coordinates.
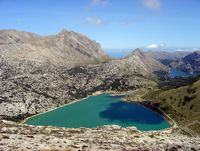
[146,50,200,73]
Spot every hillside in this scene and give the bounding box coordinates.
[142,79,200,136]
[0,29,109,68]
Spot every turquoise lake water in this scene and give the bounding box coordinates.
[25,93,171,131]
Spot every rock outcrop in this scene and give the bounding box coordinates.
[0,120,200,151]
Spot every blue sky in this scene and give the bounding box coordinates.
[0,0,200,50]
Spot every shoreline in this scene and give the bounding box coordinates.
[123,97,178,131]
[22,90,104,124]
[22,90,128,124]
[22,90,176,133]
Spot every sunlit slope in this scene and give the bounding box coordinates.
[143,79,200,135]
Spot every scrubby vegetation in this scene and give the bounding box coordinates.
[144,79,200,135]
[126,78,200,136]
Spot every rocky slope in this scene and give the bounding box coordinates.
[0,120,200,151]
[128,49,168,74]
[0,53,158,121]
[0,30,168,121]
[0,29,109,68]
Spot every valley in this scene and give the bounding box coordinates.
[1,0,200,150]
[0,29,199,151]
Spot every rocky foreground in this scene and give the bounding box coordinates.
[0,120,200,151]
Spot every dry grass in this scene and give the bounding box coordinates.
[127,79,200,135]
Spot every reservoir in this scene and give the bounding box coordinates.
[25,93,170,131]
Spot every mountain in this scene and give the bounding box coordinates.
[146,50,190,61]
[145,50,200,74]
[127,49,168,74]
[0,29,109,68]
[145,50,190,66]
[180,51,200,72]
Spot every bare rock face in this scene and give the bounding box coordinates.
[0,29,109,68]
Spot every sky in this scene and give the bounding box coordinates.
[0,0,200,51]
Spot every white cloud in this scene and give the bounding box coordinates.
[143,0,161,11]
[146,43,165,49]
[85,16,106,26]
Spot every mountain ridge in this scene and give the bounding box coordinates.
[0,29,109,68]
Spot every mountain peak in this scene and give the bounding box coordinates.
[58,29,73,35]
[128,48,145,58]
[0,29,108,67]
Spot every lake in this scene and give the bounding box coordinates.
[25,93,170,131]
[169,68,198,78]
